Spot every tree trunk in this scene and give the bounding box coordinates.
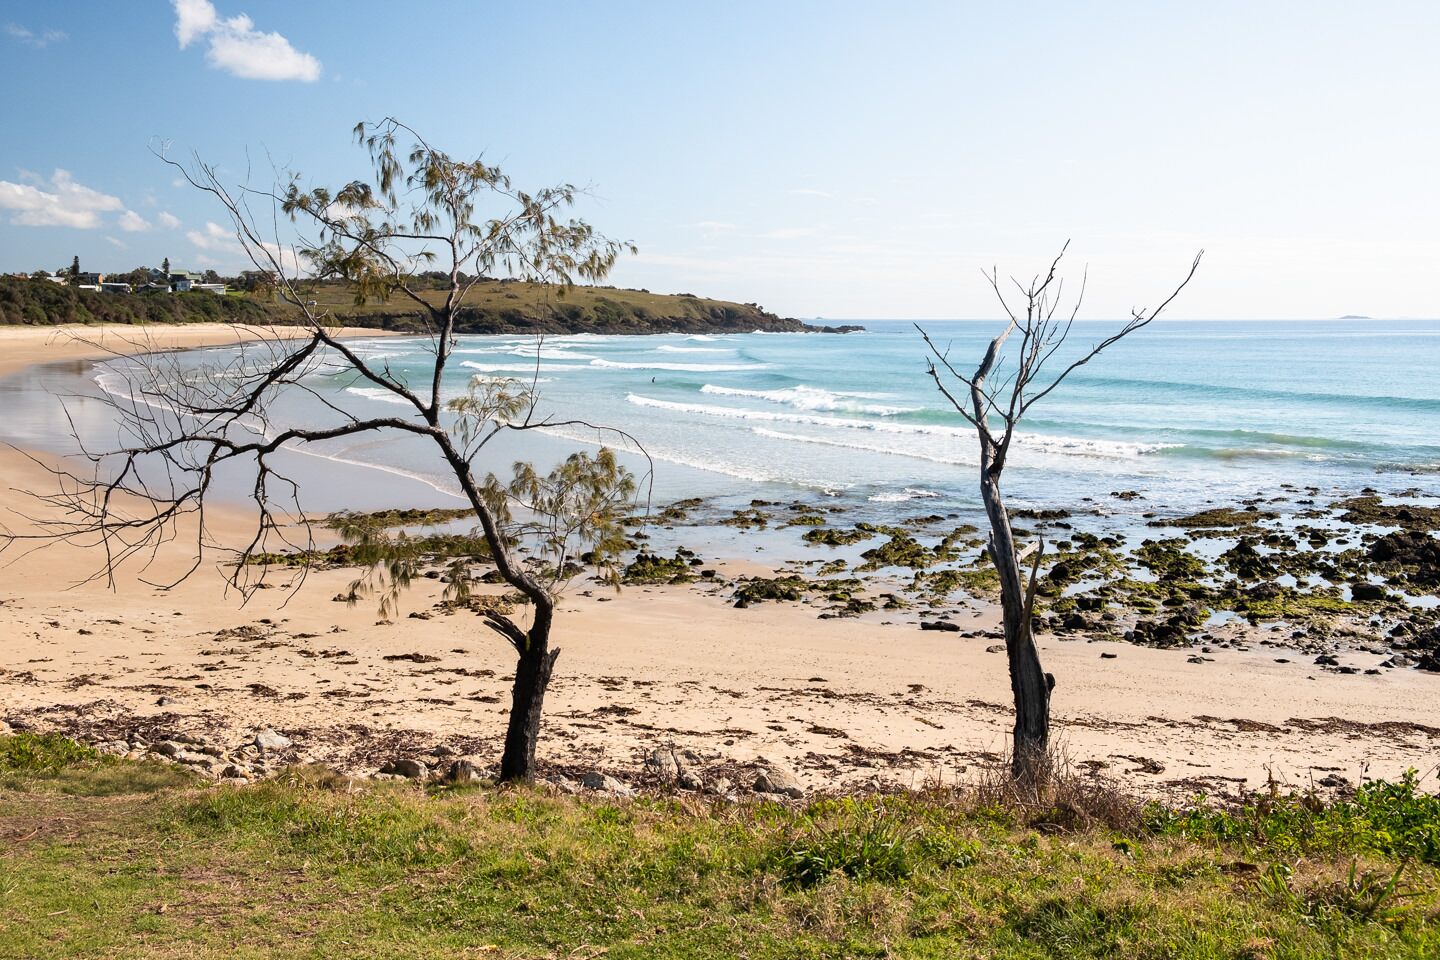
[979,465,1054,782]
[498,600,558,783]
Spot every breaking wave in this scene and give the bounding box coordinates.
[700,384,916,415]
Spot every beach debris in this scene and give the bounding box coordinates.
[919,620,961,632]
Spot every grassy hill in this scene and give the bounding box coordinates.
[0,276,859,335]
[2,731,1438,958]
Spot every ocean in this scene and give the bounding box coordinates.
[4,319,1439,533]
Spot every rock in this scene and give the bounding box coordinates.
[580,772,635,796]
[545,774,578,794]
[441,758,483,784]
[1350,582,1389,602]
[919,619,961,632]
[1061,612,1090,631]
[380,758,429,779]
[0,720,10,736]
[706,776,734,796]
[677,771,704,791]
[1100,651,1118,660]
[219,764,248,780]
[645,746,685,781]
[752,760,805,799]
[985,644,1005,654]
[1368,530,1440,566]
[149,740,185,759]
[96,740,129,756]
[252,728,293,754]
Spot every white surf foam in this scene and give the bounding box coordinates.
[700,384,917,416]
[868,487,944,503]
[345,386,414,406]
[461,361,588,374]
[591,359,770,372]
[628,395,1175,459]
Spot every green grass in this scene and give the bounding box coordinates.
[2,735,1439,958]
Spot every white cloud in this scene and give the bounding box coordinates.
[172,0,216,46]
[118,210,152,232]
[105,237,127,249]
[157,211,182,229]
[6,24,67,48]
[172,0,321,82]
[188,220,304,275]
[186,220,235,251]
[788,188,833,198]
[0,169,124,228]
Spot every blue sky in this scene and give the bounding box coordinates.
[1,0,1436,319]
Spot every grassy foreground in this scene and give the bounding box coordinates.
[2,734,1439,959]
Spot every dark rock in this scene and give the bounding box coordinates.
[1350,582,1388,602]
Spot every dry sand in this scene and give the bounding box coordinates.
[1,324,1436,797]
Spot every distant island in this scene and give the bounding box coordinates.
[0,275,862,335]
[1338,314,1373,320]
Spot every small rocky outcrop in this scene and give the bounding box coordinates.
[752,759,805,799]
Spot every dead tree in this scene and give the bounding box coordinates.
[3,119,646,783]
[918,243,1202,782]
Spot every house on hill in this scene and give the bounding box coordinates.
[169,271,204,292]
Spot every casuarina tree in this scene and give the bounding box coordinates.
[12,119,644,782]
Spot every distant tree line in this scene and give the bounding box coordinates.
[0,276,269,326]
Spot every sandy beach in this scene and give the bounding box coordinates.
[1,324,1436,798]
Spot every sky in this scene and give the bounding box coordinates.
[0,0,1437,320]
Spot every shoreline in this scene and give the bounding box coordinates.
[1,324,1438,800]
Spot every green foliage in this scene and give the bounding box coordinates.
[0,732,99,772]
[3,747,1440,958]
[280,118,633,305]
[486,446,637,593]
[0,733,192,796]
[0,277,270,326]
[1144,771,1440,865]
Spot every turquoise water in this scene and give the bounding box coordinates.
[6,319,1440,523]
[307,318,1440,514]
